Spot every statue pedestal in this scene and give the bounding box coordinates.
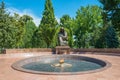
[55,46,70,54]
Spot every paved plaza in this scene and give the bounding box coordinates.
[0,52,120,80]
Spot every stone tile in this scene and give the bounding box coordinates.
[0,53,120,80]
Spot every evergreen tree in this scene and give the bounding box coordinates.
[11,13,25,48]
[112,8,120,32]
[95,28,106,48]
[23,20,37,48]
[39,0,58,48]
[98,0,120,47]
[0,2,18,48]
[105,26,119,48]
[32,29,47,48]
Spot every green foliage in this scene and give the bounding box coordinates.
[112,9,120,31]
[0,2,24,48]
[39,0,58,48]
[1,1,120,49]
[95,28,106,48]
[74,5,103,48]
[95,25,119,48]
[98,0,120,47]
[98,0,120,30]
[98,0,119,10]
[20,15,33,23]
[23,20,37,48]
[11,13,25,48]
[60,15,71,27]
[105,26,119,48]
[32,29,47,48]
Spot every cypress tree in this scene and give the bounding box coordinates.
[40,0,57,27]
[39,0,58,48]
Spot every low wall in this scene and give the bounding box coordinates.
[4,48,120,54]
[71,48,120,53]
[4,48,55,54]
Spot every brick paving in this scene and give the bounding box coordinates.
[0,52,120,80]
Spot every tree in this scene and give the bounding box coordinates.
[17,14,37,48]
[105,26,119,48]
[32,29,47,48]
[39,0,58,48]
[112,8,120,31]
[98,0,120,30]
[11,13,25,48]
[74,5,103,48]
[23,20,37,48]
[20,15,33,23]
[98,0,120,47]
[60,15,71,27]
[0,2,23,48]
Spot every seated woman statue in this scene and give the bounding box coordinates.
[58,27,68,46]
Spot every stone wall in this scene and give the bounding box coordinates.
[4,48,55,54]
[71,48,120,53]
[4,48,120,54]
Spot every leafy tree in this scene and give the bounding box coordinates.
[74,5,103,48]
[60,15,71,27]
[39,0,58,48]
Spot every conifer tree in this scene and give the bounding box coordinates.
[0,2,25,49]
[0,1,17,48]
[23,20,37,48]
[39,0,58,48]
[105,26,119,48]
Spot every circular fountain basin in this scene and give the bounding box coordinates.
[12,55,110,75]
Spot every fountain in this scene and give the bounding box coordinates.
[11,55,110,75]
[11,28,110,75]
[51,58,72,67]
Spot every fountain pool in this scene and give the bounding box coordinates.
[12,55,110,75]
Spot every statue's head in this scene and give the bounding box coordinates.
[60,27,64,33]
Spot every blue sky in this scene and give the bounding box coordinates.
[2,0,102,26]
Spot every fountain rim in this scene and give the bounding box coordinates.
[11,55,111,75]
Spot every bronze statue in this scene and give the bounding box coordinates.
[58,27,68,46]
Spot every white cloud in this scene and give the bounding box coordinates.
[6,7,60,26]
[6,7,41,26]
[56,16,60,24]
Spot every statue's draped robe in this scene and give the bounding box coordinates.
[58,31,68,46]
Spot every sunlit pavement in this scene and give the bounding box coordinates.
[0,52,120,80]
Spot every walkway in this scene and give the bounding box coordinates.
[0,52,120,80]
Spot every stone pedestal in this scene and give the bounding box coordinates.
[55,46,70,54]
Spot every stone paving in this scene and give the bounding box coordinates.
[0,52,120,80]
